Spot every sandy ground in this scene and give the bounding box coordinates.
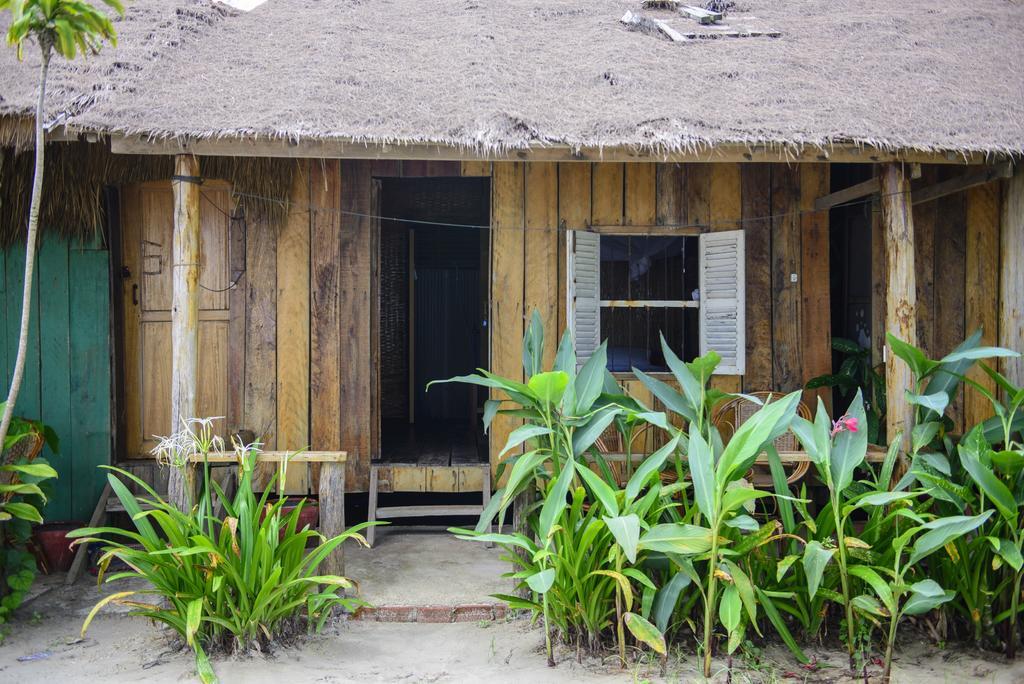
[3,575,1024,683]
[345,526,508,606]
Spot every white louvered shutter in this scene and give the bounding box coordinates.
[698,230,745,375]
[567,230,601,365]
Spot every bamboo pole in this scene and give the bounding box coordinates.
[168,154,201,511]
[879,163,917,462]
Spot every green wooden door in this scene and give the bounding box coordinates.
[1,234,111,522]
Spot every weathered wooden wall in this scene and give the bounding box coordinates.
[118,158,1020,494]
[487,161,832,473]
[2,235,111,521]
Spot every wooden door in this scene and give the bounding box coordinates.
[121,181,233,457]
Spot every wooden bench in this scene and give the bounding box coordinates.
[67,450,347,584]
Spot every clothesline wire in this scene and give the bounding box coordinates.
[200,183,911,234]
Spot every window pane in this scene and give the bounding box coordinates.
[599,235,697,301]
[602,305,699,372]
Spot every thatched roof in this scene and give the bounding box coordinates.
[0,0,235,147]
[3,0,1024,157]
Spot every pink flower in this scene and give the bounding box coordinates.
[831,415,859,438]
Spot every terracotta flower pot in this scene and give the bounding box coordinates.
[33,521,84,573]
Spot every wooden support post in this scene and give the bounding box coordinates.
[168,154,201,511]
[319,460,346,576]
[879,163,917,458]
[1001,165,1024,387]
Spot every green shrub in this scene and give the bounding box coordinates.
[71,419,372,683]
[0,413,58,633]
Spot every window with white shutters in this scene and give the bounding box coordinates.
[567,229,745,374]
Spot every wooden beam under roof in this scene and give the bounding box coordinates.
[108,134,998,165]
[814,161,1013,211]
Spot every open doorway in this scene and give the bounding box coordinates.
[377,177,490,468]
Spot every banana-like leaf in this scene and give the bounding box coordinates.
[500,450,548,508]
[987,537,1024,572]
[719,584,742,633]
[688,427,716,520]
[886,333,940,380]
[626,433,679,501]
[526,568,556,594]
[849,564,895,613]
[909,512,992,565]
[603,514,641,563]
[903,581,955,616]
[499,426,552,459]
[960,450,1017,525]
[831,389,867,491]
[538,460,576,541]
[652,572,691,633]
[633,367,696,423]
[723,559,758,630]
[571,406,620,457]
[802,541,835,601]
[624,612,667,655]
[906,390,950,418]
[575,343,608,414]
[639,523,713,555]
[574,461,619,517]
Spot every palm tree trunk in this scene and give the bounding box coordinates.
[0,44,51,450]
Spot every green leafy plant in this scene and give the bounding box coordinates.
[852,509,991,682]
[683,390,802,676]
[0,412,58,629]
[69,418,372,683]
[806,338,886,443]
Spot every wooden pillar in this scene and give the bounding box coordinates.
[168,154,201,510]
[319,461,346,575]
[1001,165,1024,387]
[879,163,917,455]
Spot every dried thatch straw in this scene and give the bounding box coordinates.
[0,141,295,246]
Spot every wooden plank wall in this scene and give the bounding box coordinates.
[895,165,1003,431]
[1,235,112,522]
[487,161,831,467]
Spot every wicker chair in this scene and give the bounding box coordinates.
[711,391,814,485]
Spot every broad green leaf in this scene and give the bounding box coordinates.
[776,554,799,582]
[851,594,889,618]
[185,598,202,647]
[903,586,955,616]
[790,416,820,463]
[909,512,992,565]
[538,461,576,542]
[500,450,548,508]
[2,462,57,479]
[723,559,758,629]
[652,572,691,633]
[960,450,1017,525]
[574,461,619,517]
[475,488,505,533]
[802,541,835,601]
[623,612,666,655]
[633,368,696,423]
[604,514,641,563]
[886,333,939,379]
[832,390,868,492]
[2,501,42,523]
[553,329,577,375]
[723,514,759,532]
[987,537,1024,572]
[482,400,501,434]
[720,486,771,514]
[912,421,942,453]
[575,343,608,413]
[906,390,950,418]
[571,406,620,457]
[844,490,919,515]
[719,584,741,634]
[639,523,714,555]
[688,428,716,520]
[626,434,680,500]
[991,450,1024,477]
[499,425,552,458]
[941,346,1020,364]
[849,565,895,613]
[718,391,801,484]
[526,568,556,594]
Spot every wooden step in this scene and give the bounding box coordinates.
[374,505,483,519]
